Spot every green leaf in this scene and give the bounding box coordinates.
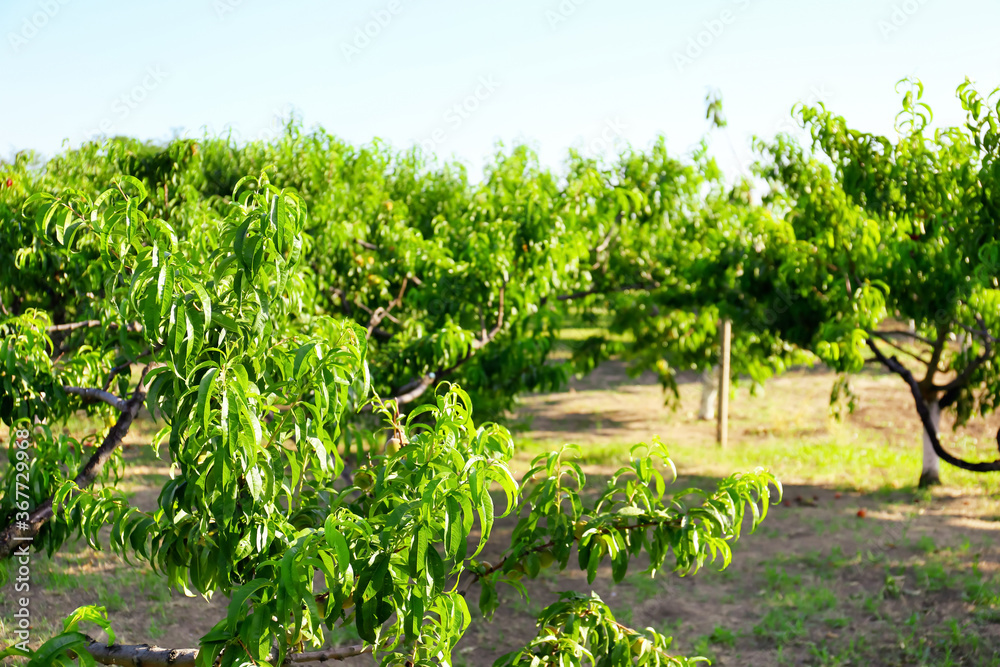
[62,605,116,645]
[293,342,317,379]
[246,463,264,502]
[26,631,91,667]
[473,490,494,557]
[425,543,445,597]
[197,366,220,433]
[408,524,429,578]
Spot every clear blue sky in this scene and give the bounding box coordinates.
[2,0,998,181]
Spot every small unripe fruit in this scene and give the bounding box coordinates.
[538,550,556,568]
[573,521,588,540]
[630,638,646,656]
[354,468,374,491]
[386,437,401,455]
[341,593,354,609]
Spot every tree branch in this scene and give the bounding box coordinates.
[460,515,685,598]
[551,281,661,303]
[62,386,129,412]
[868,331,930,365]
[470,284,504,350]
[292,645,370,662]
[367,278,408,339]
[0,365,154,560]
[80,637,370,666]
[81,639,197,666]
[921,322,949,391]
[458,539,555,598]
[934,317,992,394]
[101,348,155,392]
[47,320,143,334]
[594,226,617,255]
[879,328,936,346]
[955,320,1000,344]
[589,214,620,270]
[47,320,101,333]
[391,375,436,405]
[866,338,1000,473]
[382,284,506,406]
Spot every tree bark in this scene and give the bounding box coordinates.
[865,338,1000,482]
[63,386,129,412]
[81,640,197,666]
[698,366,718,421]
[919,399,942,487]
[79,637,369,666]
[716,319,731,448]
[0,370,150,560]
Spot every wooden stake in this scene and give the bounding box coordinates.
[717,318,731,448]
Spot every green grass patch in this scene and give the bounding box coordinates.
[556,327,634,344]
[515,432,1000,496]
[753,584,839,646]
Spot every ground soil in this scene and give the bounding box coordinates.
[3,364,1000,665]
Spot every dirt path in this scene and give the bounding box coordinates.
[516,361,1000,454]
[478,364,1000,666]
[451,482,1000,666]
[4,364,1000,665]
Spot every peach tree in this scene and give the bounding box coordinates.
[0,174,779,666]
[753,79,1000,487]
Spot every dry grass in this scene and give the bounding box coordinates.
[3,362,1000,666]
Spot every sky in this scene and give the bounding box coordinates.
[1,0,999,181]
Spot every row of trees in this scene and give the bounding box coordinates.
[0,172,778,666]
[1,79,999,664]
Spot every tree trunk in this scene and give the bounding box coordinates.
[698,366,718,420]
[717,319,731,448]
[919,399,942,488]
